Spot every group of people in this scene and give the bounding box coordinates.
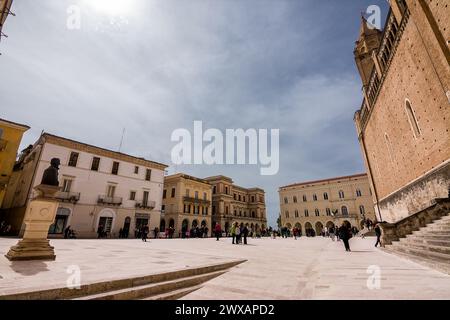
[0,221,11,235]
[63,226,77,239]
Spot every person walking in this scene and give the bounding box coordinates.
[230,223,237,244]
[64,226,71,239]
[339,222,351,252]
[329,226,335,241]
[374,224,383,247]
[235,223,241,245]
[214,223,222,241]
[243,225,249,245]
[141,224,149,242]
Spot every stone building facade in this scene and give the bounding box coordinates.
[279,174,376,235]
[353,0,450,224]
[2,133,167,238]
[0,118,29,209]
[205,175,267,234]
[161,173,212,238]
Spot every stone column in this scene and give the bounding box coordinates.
[5,184,60,261]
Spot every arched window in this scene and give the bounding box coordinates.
[303,195,307,202]
[313,194,317,201]
[304,209,309,217]
[356,189,362,197]
[284,197,288,204]
[323,192,328,200]
[405,99,421,138]
[295,210,299,218]
[359,205,365,216]
[341,206,348,216]
[315,209,320,217]
[326,208,331,216]
[285,211,289,218]
[339,190,345,199]
[293,196,297,203]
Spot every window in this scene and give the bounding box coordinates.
[295,210,299,218]
[134,166,139,174]
[91,157,100,171]
[62,179,72,192]
[293,196,297,203]
[356,189,362,197]
[234,193,237,200]
[195,191,199,199]
[284,197,288,204]
[234,210,237,216]
[313,194,317,201]
[203,207,208,215]
[194,206,199,214]
[285,211,289,218]
[252,211,255,218]
[129,191,136,201]
[359,205,365,216]
[68,152,79,167]
[326,208,331,216]
[323,192,328,200]
[184,204,190,213]
[304,209,309,217]
[161,205,165,212]
[203,192,207,200]
[107,185,116,198]
[239,195,241,201]
[341,206,348,216]
[145,169,152,181]
[143,191,149,206]
[315,209,320,217]
[163,189,167,199]
[112,161,120,175]
[225,186,229,194]
[225,206,229,214]
[213,186,216,194]
[405,99,421,138]
[251,196,255,202]
[339,190,345,199]
[171,188,175,198]
[243,196,246,202]
[303,195,307,202]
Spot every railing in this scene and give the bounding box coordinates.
[135,200,156,210]
[98,195,123,206]
[183,196,210,205]
[56,191,81,203]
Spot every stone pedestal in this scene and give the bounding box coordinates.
[5,185,60,261]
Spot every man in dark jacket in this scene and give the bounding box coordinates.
[374,224,383,247]
[339,222,351,252]
[243,225,249,245]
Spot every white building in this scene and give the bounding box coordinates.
[2,133,168,238]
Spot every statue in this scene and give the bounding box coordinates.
[41,158,60,186]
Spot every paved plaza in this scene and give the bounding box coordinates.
[1,236,450,299]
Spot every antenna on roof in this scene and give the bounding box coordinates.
[118,128,125,152]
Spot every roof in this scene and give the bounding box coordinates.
[41,133,168,170]
[0,0,13,33]
[0,117,30,131]
[280,173,368,190]
[165,173,211,185]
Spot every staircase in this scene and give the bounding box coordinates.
[0,260,245,300]
[383,214,450,274]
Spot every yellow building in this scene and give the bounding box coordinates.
[279,173,377,235]
[0,118,30,208]
[162,173,212,238]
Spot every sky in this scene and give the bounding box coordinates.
[0,0,389,227]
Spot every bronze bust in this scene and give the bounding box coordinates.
[41,158,60,186]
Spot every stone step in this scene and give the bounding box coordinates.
[142,284,203,300]
[389,242,450,261]
[413,230,450,236]
[394,241,450,255]
[408,233,450,240]
[74,270,226,300]
[0,260,245,300]
[406,237,450,247]
[383,247,450,275]
[422,225,450,231]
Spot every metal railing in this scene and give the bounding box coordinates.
[56,191,81,203]
[98,195,123,206]
[135,200,156,210]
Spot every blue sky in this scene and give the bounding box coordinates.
[0,0,389,227]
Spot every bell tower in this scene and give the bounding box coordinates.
[354,16,382,87]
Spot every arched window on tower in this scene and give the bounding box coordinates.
[405,99,421,138]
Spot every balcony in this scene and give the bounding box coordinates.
[135,200,156,210]
[56,191,80,203]
[98,195,123,206]
[183,196,210,205]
